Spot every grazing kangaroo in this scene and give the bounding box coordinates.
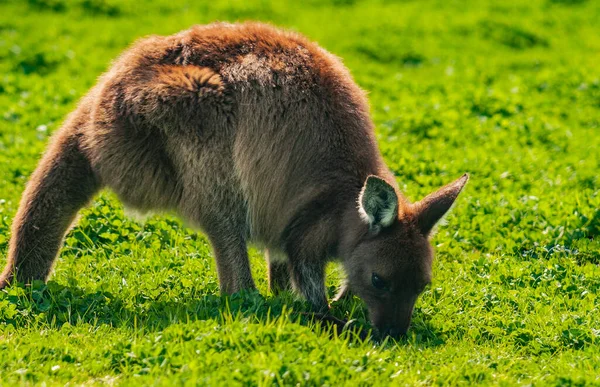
[0,22,468,338]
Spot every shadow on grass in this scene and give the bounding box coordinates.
[517,207,599,265]
[0,280,446,347]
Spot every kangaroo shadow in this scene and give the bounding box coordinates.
[0,279,446,347]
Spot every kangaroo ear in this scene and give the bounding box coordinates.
[414,173,469,236]
[358,175,399,233]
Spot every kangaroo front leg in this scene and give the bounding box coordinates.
[333,281,353,302]
[207,232,255,295]
[0,125,100,288]
[289,256,328,313]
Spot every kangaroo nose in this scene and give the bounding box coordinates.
[382,328,408,339]
[388,328,400,338]
[388,327,404,338]
[381,326,408,339]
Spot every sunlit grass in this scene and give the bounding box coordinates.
[0,0,599,384]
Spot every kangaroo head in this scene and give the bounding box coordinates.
[342,173,468,338]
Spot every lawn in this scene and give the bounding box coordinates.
[0,0,599,385]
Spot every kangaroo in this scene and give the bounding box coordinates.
[0,22,468,338]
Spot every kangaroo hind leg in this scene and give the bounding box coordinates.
[0,125,101,288]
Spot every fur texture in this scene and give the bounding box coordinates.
[0,22,468,337]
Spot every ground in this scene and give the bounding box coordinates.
[0,0,599,385]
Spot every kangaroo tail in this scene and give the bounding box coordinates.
[0,111,100,288]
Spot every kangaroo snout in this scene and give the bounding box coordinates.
[381,326,408,339]
[371,301,415,339]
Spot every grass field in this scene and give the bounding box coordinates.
[1,0,599,385]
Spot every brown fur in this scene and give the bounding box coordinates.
[0,22,468,337]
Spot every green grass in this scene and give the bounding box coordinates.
[1,0,599,384]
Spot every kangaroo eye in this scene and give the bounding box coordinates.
[371,273,388,290]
